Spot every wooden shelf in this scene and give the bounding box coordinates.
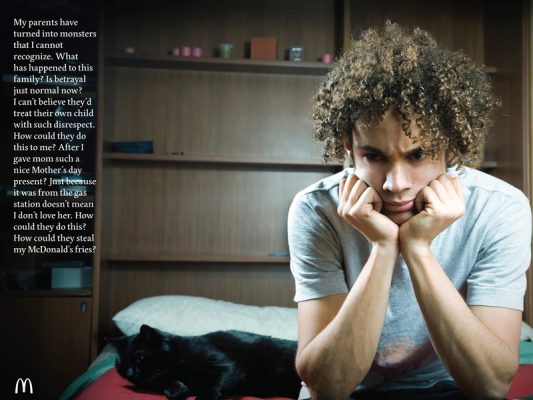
[480,161,498,171]
[105,254,290,264]
[105,55,503,77]
[0,288,92,297]
[104,152,500,171]
[107,54,331,76]
[104,152,341,169]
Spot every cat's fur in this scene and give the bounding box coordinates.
[107,324,301,400]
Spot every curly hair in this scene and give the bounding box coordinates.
[312,21,501,168]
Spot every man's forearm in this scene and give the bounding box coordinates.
[402,244,518,399]
[297,243,398,399]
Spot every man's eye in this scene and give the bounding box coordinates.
[409,150,426,161]
[364,153,385,162]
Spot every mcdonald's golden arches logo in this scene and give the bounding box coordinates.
[15,377,33,394]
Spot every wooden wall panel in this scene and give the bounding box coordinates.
[347,0,485,64]
[484,0,526,192]
[104,68,324,160]
[106,0,336,62]
[98,0,340,349]
[98,261,295,344]
[102,166,330,257]
[0,297,92,399]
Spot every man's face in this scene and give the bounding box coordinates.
[346,109,446,225]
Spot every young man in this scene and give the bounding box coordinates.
[288,22,531,399]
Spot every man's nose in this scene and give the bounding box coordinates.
[383,163,411,193]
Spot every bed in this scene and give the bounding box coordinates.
[59,295,298,400]
[58,295,533,400]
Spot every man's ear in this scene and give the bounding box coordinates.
[446,152,453,164]
[344,134,353,161]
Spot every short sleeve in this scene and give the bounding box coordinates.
[288,192,348,302]
[467,193,532,311]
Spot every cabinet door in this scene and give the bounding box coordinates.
[0,296,92,400]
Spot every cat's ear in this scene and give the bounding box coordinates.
[139,324,160,343]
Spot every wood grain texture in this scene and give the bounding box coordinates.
[104,67,324,159]
[0,297,92,399]
[347,0,485,63]
[483,0,527,191]
[102,166,329,257]
[106,0,337,62]
[99,2,337,350]
[98,261,295,344]
[91,13,106,361]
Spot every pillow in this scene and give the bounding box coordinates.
[112,295,297,340]
[521,320,533,341]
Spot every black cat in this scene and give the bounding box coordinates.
[107,324,301,400]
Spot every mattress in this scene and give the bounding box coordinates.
[59,342,533,400]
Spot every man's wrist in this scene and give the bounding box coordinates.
[372,240,400,257]
[400,240,432,261]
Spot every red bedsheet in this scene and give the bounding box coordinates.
[506,364,533,399]
[75,365,533,400]
[74,368,295,400]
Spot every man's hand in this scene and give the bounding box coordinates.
[399,174,464,249]
[338,173,399,246]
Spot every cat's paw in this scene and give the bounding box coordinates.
[196,389,223,400]
[163,380,190,400]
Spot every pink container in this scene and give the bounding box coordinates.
[192,47,204,57]
[192,47,203,57]
[321,53,333,64]
[181,46,192,57]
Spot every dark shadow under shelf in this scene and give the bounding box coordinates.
[0,289,92,297]
[107,54,331,76]
[105,254,290,264]
[104,152,342,170]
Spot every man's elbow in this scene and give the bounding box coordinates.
[476,381,512,400]
[295,353,359,400]
[486,367,518,399]
[465,363,518,400]
[295,353,323,396]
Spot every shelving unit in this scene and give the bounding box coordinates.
[94,0,532,352]
[96,0,340,343]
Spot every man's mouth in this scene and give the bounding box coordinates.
[383,200,415,213]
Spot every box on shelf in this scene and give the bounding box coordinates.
[251,37,276,60]
[111,140,154,153]
[51,266,92,289]
[289,47,304,61]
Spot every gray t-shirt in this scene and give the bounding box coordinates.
[288,167,531,394]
